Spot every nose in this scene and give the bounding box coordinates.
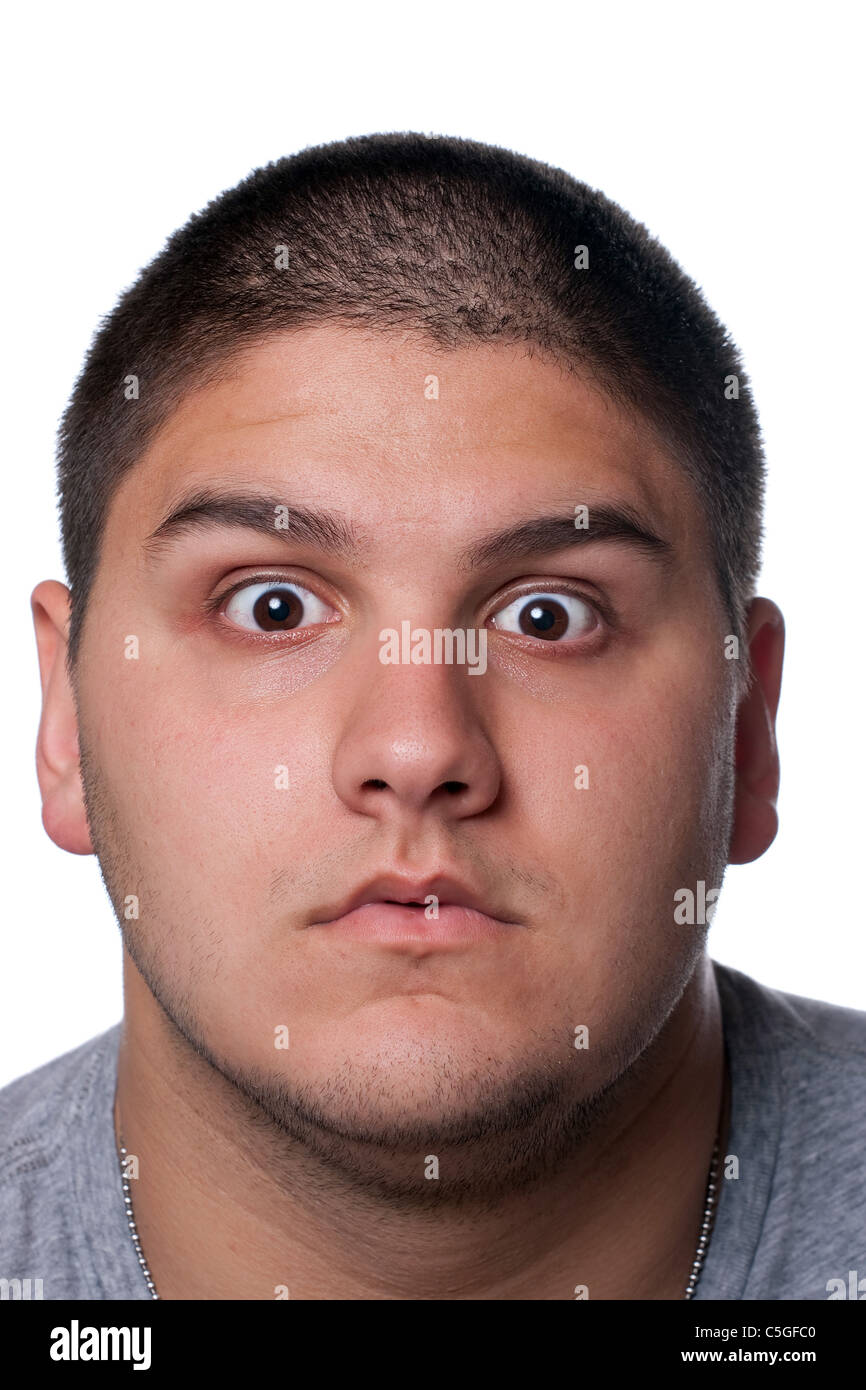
[332,643,501,824]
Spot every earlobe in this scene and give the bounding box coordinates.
[728,597,786,865]
[31,580,95,856]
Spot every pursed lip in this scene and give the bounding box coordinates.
[308,874,523,940]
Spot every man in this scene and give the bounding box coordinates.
[4,132,864,1300]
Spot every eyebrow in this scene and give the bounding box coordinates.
[460,504,674,570]
[143,489,363,564]
[143,487,674,571]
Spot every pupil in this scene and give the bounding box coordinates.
[529,604,555,631]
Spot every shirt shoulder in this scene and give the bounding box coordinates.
[707,962,866,1301]
[731,965,866,1050]
[0,1025,147,1300]
[0,1028,119,1157]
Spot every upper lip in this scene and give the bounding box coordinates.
[312,874,520,926]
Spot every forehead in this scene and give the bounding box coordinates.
[110,324,707,550]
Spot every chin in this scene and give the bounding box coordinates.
[261,1006,481,1084]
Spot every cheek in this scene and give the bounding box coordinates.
[84,656,337,946]
[501,660,730,935]
[503,668,723,821]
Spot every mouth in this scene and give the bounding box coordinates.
[309,875,523,946]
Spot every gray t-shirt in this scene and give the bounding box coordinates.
[2,960,865,1300]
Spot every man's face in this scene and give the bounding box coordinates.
[75,325,735,1164]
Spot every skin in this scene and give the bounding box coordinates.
[31,325,784,1299]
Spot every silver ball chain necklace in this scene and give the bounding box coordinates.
[116,1124,722,1300]
[117,1135,159,1300]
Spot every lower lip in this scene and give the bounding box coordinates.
[315,902,518,943]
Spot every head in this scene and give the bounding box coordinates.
[33,133,783,1197]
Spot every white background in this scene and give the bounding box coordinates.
[2,1,863,1086]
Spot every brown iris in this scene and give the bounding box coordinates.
[252,587,304,631]
[518,597,570,640]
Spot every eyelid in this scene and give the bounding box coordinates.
[206,571,615,642]
[208,571,336,613]
[208,569,343,644]
[486,580,615,632]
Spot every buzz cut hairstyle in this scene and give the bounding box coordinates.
[57,131,765,687]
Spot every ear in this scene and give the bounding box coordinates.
[31,580,94,855]
[727,597,785,864]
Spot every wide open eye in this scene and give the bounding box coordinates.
[489,591,596,642]
[223,581,335,634]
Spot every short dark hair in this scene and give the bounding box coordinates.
[57,131,765,677]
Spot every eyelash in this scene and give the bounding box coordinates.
[207,573,333,636]
[208,573,613,645]
[485,583,613,639]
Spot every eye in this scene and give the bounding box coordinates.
[223,580,335,634]
[489,591,596,642]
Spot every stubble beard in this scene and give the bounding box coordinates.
[78,726,711,1210]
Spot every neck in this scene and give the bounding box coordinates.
[114,952,727,1300]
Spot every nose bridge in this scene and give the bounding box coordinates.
[373,639,477,755]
